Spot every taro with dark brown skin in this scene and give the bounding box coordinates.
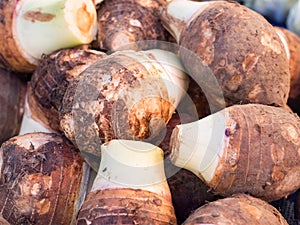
[0,132,92,225]
[28,45,106,132]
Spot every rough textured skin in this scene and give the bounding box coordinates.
[183,194,288,225]
[208,104,300,202]
[59,51,175,166]
[0,0,36,73]
[0,133,86,225]
[0,68,26,145]
[29,46,106,131]
[164,1,290,107]
[94,0,169,51]
[76,188,177,225]
[275,27,300,115]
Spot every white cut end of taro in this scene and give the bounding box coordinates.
[170,109,229,182]
[18,94,53,135]
[112,49,189,108]
[144,49,189,108]
[91,140,172,201]
[165,0,212,42]
[14,0,97,63]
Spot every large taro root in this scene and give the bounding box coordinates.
[170,104,300,202]
[59,49,189,171]
[161,0,290,110]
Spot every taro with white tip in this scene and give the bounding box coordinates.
[170,104,300,202]
[0,0,98,73]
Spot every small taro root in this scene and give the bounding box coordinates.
[0,67,26,145]
[161,0,290,108]
[76,139,177,225]
[26,46,106,133]
[183,194,288,225]
[0,0,97,73]
[274,26,300,114]
[94,0,170,51]
[0,132,92,225]
[170,104,300,202]
[59,49,189,171]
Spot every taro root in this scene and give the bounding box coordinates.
[161,0,290,109]
[26,46,106,133]
[0,132,92,225]
[275,26,300,114]
[76,139,177,225]
[94,0,170,51]
[170,104,300,202]
[0,0,97,73]
[59,49,189,170]
[183,194,288,225]
[0,67,26,145]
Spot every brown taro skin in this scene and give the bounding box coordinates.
[60,53,175,152]
[0,0,36,73]
[76,188,177,225]
[209,104,300,202]
[0,68,26,145]
[177,1,290,107]
[274,27,300,115]
[183,194,289,225]
[0,132,86,225]
[29,46,106,131]
[95,0,169,51]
